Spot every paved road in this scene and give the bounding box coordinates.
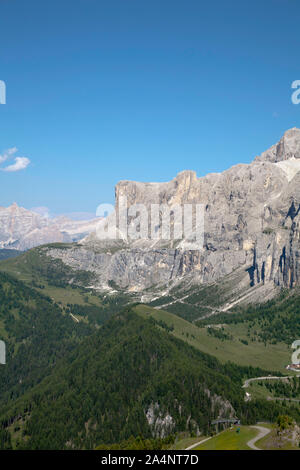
[247,426,271,450]
[185,436,212,450]
[70,313,79,323]
[269,397,300,403]
[242,375,298,388]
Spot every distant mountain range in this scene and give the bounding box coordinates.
[0,203,100,250]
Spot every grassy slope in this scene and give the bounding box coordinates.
[195,426,258,450]
[0,248,133,318]
[0,244,93,294]
[0,247,60,282]
[170,436,205,450]
[133,304,290,372]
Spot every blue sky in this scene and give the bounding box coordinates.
[1,0,300,216]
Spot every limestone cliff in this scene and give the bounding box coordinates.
[46,128,300,306]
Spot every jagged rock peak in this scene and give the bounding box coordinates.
[175,170,197,185]
[175,169,197,179]
[255,128,300,163]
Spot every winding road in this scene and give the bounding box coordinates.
[242,375,298,388]
[247,426,271,450]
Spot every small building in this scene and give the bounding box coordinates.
[286,364,300,371]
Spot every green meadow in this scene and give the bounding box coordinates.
[134,304,290,372]
[195,426,258,450]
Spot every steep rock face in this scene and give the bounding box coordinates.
[0,203,100,250]
[145,391,236,438]
[47,128,300,301]
[255,128,300,162]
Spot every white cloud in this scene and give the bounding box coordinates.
[0,148,30,172]
[2,157,30,172]
[0,147,17,164]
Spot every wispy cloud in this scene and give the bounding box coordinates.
[0,147,17,164]
[2,156,30,172]
[0,148,30,172]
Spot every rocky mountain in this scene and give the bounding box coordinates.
[0,203,100,251]
[38,128,300,308]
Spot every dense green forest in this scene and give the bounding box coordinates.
[257,377,300,399]
[0,307,299,449]
[196,289,300,345]
[0,271,93,405]
[0,270,134,409]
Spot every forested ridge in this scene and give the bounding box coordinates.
[0,309,243,448]
[0,267,300,449]
[197,289,300,345]
[0,271,93,405]
[1,306,299,449]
